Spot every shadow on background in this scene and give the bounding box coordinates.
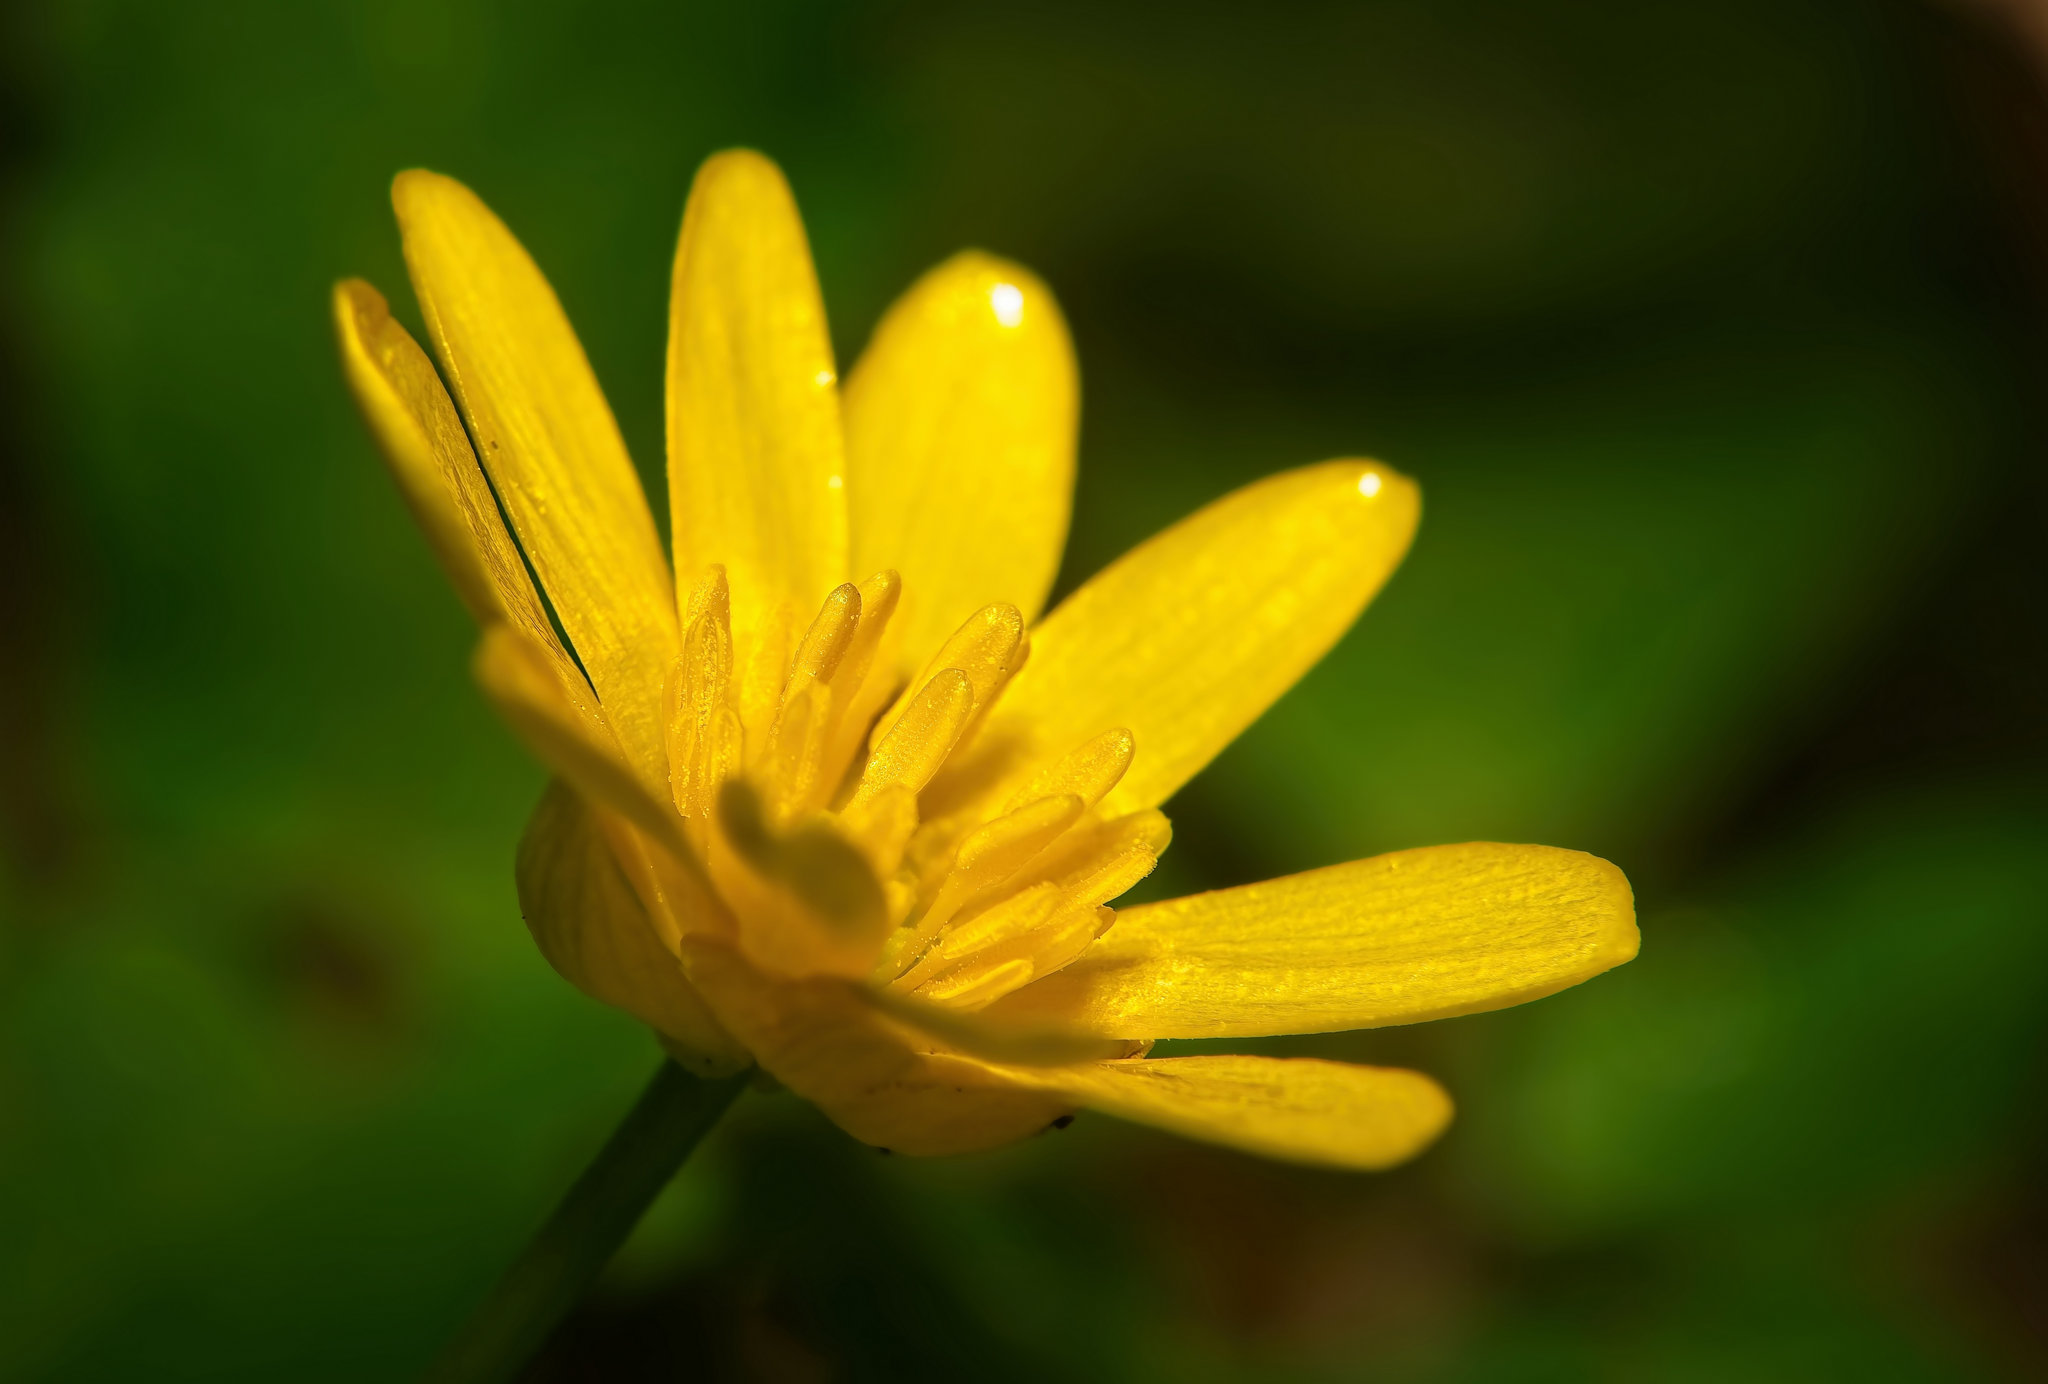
[1,0,2044,1379]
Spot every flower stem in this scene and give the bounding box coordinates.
[426,1060,750,1384]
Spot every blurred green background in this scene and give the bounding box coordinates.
[3,0,2045,1378]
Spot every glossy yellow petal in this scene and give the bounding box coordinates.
[682,938,1073,1154]
[976,460,1419,815]
[687,939,1447,1166]
[472,624,699,881]
[394,170,676,784]
[517,781,747,1075]
[333,281,598,707]
[334,279,493,623]
[1028,1057,1452,1171]
[845,252,1077,666]
[988,842,1637,1038]
[667,150,847,645]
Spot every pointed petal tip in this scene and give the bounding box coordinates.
[986,456,1425,815]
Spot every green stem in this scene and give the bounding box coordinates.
[426,1060,750,1384]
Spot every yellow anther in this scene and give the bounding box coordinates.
[917,956,1033,1008]
[763,678,831,820]
[788,582,862,688]
[1002,727,1135,813]
[938,880,1062,960]
[667,566,738,834]
[888,879,1055,991]
[1018,903,1115,985]
[834,569,902,697]
[821,570,904,800]
[916,793,1085,936]
[916,956,1033,1009]
[956,793,1085,879]
[853,667,973,804]
[1027,808,1171,906]
[871,602,1026,746]
[905,892,1108,1011]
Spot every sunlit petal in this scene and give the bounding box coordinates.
[1028,1056,1452,1171]
[394,170,676,784]
[518,782,747,1074]
[682,938,1073,1154]
[965,460,1420,816]
[989,842,1637,1037]
[846,252,1077,667]
[667,150,848,645]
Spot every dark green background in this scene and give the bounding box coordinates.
[3,0,2045,1379]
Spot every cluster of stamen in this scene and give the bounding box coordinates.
[661,567,1167,1009]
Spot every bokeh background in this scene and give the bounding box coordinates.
[3,0,2046,1378]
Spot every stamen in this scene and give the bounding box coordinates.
[666,566,742,848]
[1019,903,1116,985]
[787,582,861,689]
[914,792,1085,937]
[903,892,1108,1009]
[654,566,1164,1000]
[891,880,1060,989]
[870,603,1026,747]
[820,570,902,804]
[1031,809,1172,908]
[1001,727,1135,813]
[760,583,867,820]
[937,880,1062,961]
[916,956,1033,1008]
[762,678,830,820]
[852,667,973,805]
[890,809,1167,1007]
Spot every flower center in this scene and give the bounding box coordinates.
[662,566,1166,1007]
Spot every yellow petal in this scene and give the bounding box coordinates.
[682,937,1073,1154]
[667,150,847,645]
[845,252,1077,667]
[517,781,748,1074]
[334,280,605,741]
[977,460,1419,815]
[987,842,1637,1038]
[336,280,499,622]
[688,942,1445,1167]
[394,170,676,785]
[1026,1056,1452,1171]
[472,624,702,888]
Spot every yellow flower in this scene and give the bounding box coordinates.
[334,149,1636,1171]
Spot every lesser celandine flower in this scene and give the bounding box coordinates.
[337,150,1635,1184]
